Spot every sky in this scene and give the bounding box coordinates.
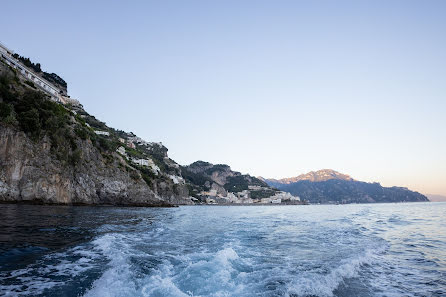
[1,0,445,195]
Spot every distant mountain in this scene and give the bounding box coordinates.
[262,169,428,204]
[426,194,446,202]
[267,169,354,185]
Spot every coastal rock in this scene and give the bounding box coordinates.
[0,125,192,205]
[0,58,194,206]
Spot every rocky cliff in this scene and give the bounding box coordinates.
[0,59,191,206]
[181,161,280,202]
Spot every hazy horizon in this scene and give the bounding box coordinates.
[2,0,445,196]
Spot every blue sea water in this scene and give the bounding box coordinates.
[0,203,445,297]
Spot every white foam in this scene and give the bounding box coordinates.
[285,246,385,297]
[0,242,104,296]
[83,234,245,297]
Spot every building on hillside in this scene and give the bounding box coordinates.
[94,130,109,136]
[131,158,149,166]
[116,146,126,156]
[169,175,185,184]
[127,141,136,149]
[260,192,300,204]
[237,190,250,199]
[60,95,80,106]
[0,42,80,105]
[248,185,263,190]
[226,192,238,203]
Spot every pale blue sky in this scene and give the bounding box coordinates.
[1,0,445,195]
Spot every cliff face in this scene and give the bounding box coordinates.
[0,125,190,205]
[0,59,191,206]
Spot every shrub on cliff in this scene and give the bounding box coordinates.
[0,102,18,125]
[0,74,14,102]
[17,108,41,134]
[12,54,42,73]
[1,84,85,164]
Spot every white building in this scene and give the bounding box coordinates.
[169,175,185,184]
[248,185,262,190]
[260,192,300,204]
[130,158,160,175]
[94,130,110,136]
[226,192,238,203]
[0,42,79,105]
[132,158,149,166]
[237,190,250,199]
[127,140,136,149]
[116,146,126,156]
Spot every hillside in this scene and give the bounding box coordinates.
[181,161,276,200]
[0,47,298,206]
[263,169,429,204]
[0,55,191,206]
[181,161,302,204]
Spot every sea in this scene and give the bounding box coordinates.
[0,202,445,297]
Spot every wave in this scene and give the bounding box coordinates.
[0,243,105,296]
[81,227,389,297]
[285,246,386,297]
[83,230,244,297]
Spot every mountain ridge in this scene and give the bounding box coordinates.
[262,169,428,204]
[265,169,354,184]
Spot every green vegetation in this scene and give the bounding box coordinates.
[137,166,157,186]
[224,175,250,192]
[180,166,212,188]
[223,175,267,193]
[125,146,145,159]
[12,54,41,72]
[75,126,88,140]
[24,80,36,89]
[205,164,230,175]
[0,74,86,164]
[84,114,108,130]
[0,74,15,102]
[42,72,67,89]
[0,102,17,125]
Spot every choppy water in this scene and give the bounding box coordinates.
[0,203,445,297]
